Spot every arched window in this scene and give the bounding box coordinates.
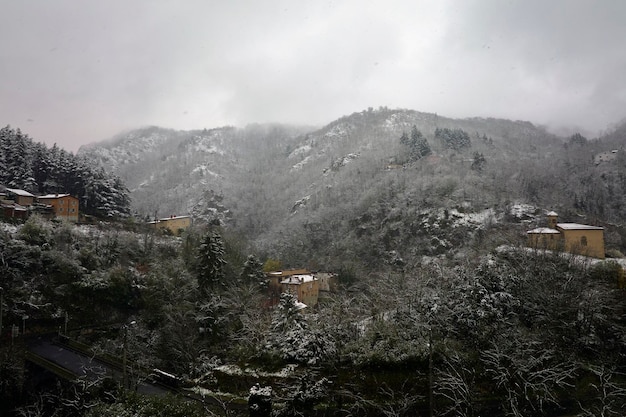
[581,236,588,246]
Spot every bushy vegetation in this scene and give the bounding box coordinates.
[2,215,625,416]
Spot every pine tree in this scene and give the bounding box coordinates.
[240,254,267,288]
[471,152,486,172]
[196,231,226,294]
[400,125,431,162]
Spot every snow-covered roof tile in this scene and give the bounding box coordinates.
[546,211,558,216]
[280,274,316,284]
[38,193,71,199]
[6,188,35,197]
[557,223,603,230]
[159,215,190,221]
[527,227,560,234]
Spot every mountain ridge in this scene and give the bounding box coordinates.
[78,107,626,266]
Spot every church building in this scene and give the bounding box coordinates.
[527,211,605,259]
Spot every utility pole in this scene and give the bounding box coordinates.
[122,320,136,391]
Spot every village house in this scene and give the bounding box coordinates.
[265,269,336,308]
[527,211,605,259]
[150,215,192,235]
[0,187,81,222]
[5,188,36,206]
[37,193,80,222]
[0,191,29,220]
[280,274,320,307]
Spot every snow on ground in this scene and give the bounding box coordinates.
[192,164,220,177]
[509,203,537,220]
[289,144,312,158]
[448,208,497,228]
[291,155,312,171]
[496,245,626,268]
[191,143,224,155]
[0,221,19,235]
[214,363,298,378]
[188,386,242,400]
[323,123,352,139]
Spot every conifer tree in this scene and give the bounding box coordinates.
[240,254,267,288]
[196,231,226,294]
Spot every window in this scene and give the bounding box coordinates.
[59,208,63,212]
[581,236,588,246]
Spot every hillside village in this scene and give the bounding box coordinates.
[1,187,80,222]
[1,111,626,416]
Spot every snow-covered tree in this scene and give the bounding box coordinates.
[265,293,336,365]
[240,254,267,288]
[196,231,226,294]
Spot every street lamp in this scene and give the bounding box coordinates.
[122,320,136,391]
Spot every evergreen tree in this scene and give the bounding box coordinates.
[436,127,471,150]
[399,125,431,162]
[240,254,267,288]
[569,132,587,146]
[196,231,226,294]
[0,125,131,217]
[471,152,486,172]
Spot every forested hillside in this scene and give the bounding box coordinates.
[2,108,626,416]
[0,126,130,217]
[1,216,624,416]
[79,107,626,267]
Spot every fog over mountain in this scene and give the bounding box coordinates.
[2,1,625,152]
[79,106,626,267]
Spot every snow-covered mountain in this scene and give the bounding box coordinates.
[79,107,626,267]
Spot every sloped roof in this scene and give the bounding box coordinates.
[6,188,35,197]
[268,269,310,277]
[527,227,560,234]
[280,274,317,285]
[38,193,72,199]
[557,223,603,231]
[158,215,190,221]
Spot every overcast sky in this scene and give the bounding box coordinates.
[1,0,625,152]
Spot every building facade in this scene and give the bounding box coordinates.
[527,211,605,259]
[37,194,80,222]
[151,215,192,235]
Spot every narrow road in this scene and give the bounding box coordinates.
[27,336,169,395]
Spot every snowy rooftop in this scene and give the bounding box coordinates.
[280,274,316,285]
[39,193,71,199]
[6,188,35,197]
[546,210,558,216]
[159,215,190,221]
[527,227,560,234]
[557,223,603,230]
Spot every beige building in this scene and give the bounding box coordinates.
[527,211,605,259]
[37,194,80,222]
[151,215,192,235]
[265,269,334,308]
[280,274,320,307]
